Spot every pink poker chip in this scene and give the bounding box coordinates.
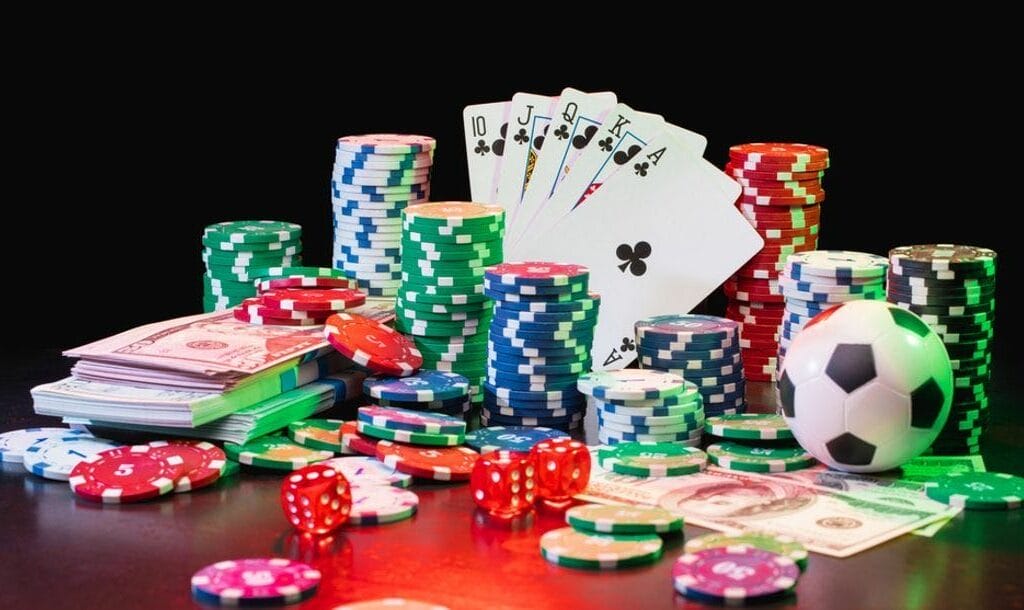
[336,134,436,154]
[484,261,590,287]
[191,558,321,605]
[261,288,367,311]
[672,546,799,603]
[357,406,466,435]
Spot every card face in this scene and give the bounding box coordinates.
[509,88,617,245]
[509,104,665,249]
[514,131,763,370]
[463,101,512,203]
[493,93,558,218]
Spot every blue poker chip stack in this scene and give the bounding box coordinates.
[777,251,888,364]
[634,315,747,416]
[331,134,435,298]
[482,262,599,431]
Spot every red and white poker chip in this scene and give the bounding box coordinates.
[147,440,226,493]
[233,308,324,326]
[729,142,830,164]
[375,440,478,481]
[69,445,188,503]
[324,313,422,376]
[484,262,590,287]
[261,288,366,311]
[256,277,355,291]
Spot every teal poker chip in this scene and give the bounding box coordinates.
[364,371,470,402]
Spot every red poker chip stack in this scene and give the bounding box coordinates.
[232,284,366,327]
[722,143,830,382]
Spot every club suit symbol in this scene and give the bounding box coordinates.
[513,128,529,145]
[633,161,649,176]
[474,140,490,156]
[617,241,651,276]
[620,337,636,353]
[553,124,569,140]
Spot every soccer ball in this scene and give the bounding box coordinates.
[777,300,953,473]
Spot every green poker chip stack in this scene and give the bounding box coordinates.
[704,413,795,441]
[706,441,816,473]
[397,203,506,407]
[202,220,304,311]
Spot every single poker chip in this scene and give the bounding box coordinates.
[224,437,334,471]
[348,485,419,525]
[726,163,826,182]
[684,531,809,570]
[923,472,1023,510]
[597,442,707,477]
[493,293,601,313]
[147,440,226,492]
[69,445,187,503]
[730,142,829,164]
[0,427,92,463]
[403,201,504,226]
[566,504,683,534]
[256,276,353,291]
[321,456,412,488]
[596,384,701,408]
[337,134,436,154]
[325,313,423,376]
[204,220,303,244]
[785,250,888,281]
[191,558,321,606]
[261,288,366,311]
[634,314,738,343]
[577,370,686,401]
[539,527,663,569]
[484,261,590,287]
[706,442,816,473]
[287,419,345,452]
[463,426,568,453]
[672,546,799,603]
[594,401,702,419]
[233,309,323,326]
[375,440,478,481]
[889,244,997,272]
[356,421,464,447]
[23,436,121,481]
[364,371,470,402]
[333,600,449,610]
[357,406,466,435]
[340,422,379,456]
[705,414,793,440]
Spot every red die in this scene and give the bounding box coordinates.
[280,463,352,535]
[470,450,537,518]
[529,438,591,505]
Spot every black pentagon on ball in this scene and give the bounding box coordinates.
[888,307,932,338]
[826,432,876,466]
[778,371,795,417]
[910,377,947,428]
[825,344,876,393]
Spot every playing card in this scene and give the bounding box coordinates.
[513,129,763,370]
[509,88,617,245]
[463,101,511,202]
[493,93,559,218]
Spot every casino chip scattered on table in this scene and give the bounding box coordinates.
[363,370,471,417]
[723,143,830,382]
[202,221,306,311]
[887,244,997,455]
[776,250,888,363]
[482,261,598,430]
[633,314,745,416]
[191,558,321,606]
[331,134,435,298]
[672,545,800,604]
[577,370,705,446]
[397,202,508,409]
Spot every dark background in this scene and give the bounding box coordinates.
[4,30,1015,359]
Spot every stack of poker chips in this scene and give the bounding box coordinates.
[777,251,888,362]
[723,143,829,382]
[887,245,998,455]
[202,221,303,311]
[635,315,745,415]
[482,262,598,430]
[231,267,364,326]
[578,370,703,446]
[331,134,435,298]
[397,202,506,407]
[363,371,473,418]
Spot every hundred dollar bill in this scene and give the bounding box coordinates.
[577,454,960,557]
